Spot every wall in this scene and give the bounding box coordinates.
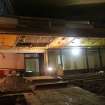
[100,49,105,66]
[48,50,61,70]
[62,49,87,70]
[0,53,24,70]
[87,49,100,68]
[48,48,105,71]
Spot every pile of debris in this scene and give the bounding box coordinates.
[0,72,30,92]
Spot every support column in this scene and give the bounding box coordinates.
[44,50,48,75]
[98,48,103,67]
[85,48,89,72]
[39,53,44,75]
[60,49,63,69]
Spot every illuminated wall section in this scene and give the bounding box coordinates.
[0,53,24,70]
[48,48,105,71]
[48,50,61,70]
[62,48,87,70]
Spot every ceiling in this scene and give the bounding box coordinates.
[12,0,105,7]
[0,1,104,38]
[0,35,105,53]
[10,0,105,21]
[0,0,105,53]
[0,0,103,37]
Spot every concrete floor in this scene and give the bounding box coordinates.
[0,75,105,105]
[24,86,105,105]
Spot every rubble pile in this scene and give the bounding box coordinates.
[0,75,30,92]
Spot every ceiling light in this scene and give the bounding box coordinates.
[71,47,81,56]
[71,38,80,46]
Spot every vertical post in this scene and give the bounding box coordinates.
[39,53,44,76]
[85,48,89,72]
[60,49,63,69]
[98,48,103,67]
[24,54,26,73]
[44,50,48,75]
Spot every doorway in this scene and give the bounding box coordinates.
[25,53,44,76]
[26,58,39,75]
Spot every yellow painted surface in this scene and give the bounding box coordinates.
[0,35,105,53]
[68,38,105,47]
[0,35,17,48]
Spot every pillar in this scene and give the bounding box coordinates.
[44,50,48,75]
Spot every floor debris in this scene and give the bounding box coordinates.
[24,86,105,105]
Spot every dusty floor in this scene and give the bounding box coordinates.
[24,86,105,105]
[0,76,105,105]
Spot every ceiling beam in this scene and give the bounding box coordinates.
[0,28,105,37]
[0,17,105,37]
[0,47,45,53]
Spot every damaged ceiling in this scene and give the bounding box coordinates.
[0,1,105,53]
[0,35,105,53]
